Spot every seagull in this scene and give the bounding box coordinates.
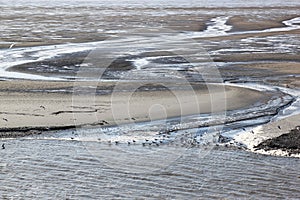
[9,43,15,49]
[2,144,5,149]
[2,118,8,122]
[40,105,46,110]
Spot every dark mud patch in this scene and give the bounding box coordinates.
[7,50,194,80]
[8,50,136,79]
[0,121,110,139]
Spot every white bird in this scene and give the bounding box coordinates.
[9,43,15,49]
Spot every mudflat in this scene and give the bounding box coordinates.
[0,80,267,137]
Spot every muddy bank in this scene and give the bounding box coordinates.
[254,126,300,155]
[234,114,300,158]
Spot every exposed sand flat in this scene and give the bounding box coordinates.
[231,62,300,74]
[226,15,299,32]
[1,5,299,48]
[197,29,300,41]
[0,81,267,134]
[222,62,300,88]
[214,53,300,63]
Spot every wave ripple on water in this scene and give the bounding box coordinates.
[1,138,300,199]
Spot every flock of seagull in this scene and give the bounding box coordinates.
[64,124,286,150]
[0,124,285,151]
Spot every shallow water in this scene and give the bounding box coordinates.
[0,0,300,199]
[1,138,300,199]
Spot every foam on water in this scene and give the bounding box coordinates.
[190,16,300,38]
[186,16,232,38]
[203,16,232,36]
[130,58,149,70]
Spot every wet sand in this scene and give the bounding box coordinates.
[0,81,267,137]
[226,15,299,32]
[1,6,299,48]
